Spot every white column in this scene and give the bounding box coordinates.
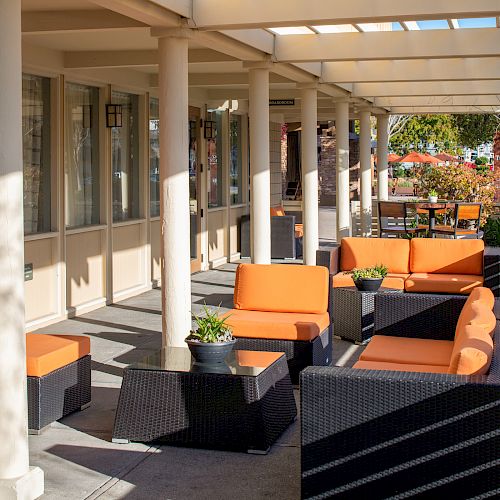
[377,114,389,201]
[359,110,372,237]
[157,30,192,347]
[0,1,44,498]
[300,86,319,265]
[335,100,351,241]
[248,66,271,264]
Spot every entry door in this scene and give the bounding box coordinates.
[189,107,202,273]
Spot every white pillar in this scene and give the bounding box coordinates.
[300,86,319,265]
[248,66,271,264]
[359,110,372,237]
[0,1,44,497]
[157,30,192,347]
[377,114,389,201]
[335,100,351,241]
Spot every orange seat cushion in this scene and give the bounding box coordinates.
[233,263,329,314]
[353,360,449,374]
[405,273,483,295]
[448,325,493,375]
[294,223,304,238]
[235,351,283,368]
[340,237,410,273]
[332,272,409,290]
[359,335,453,366]
[223,309,330,341]
[410,238,484,275]
[270,206,286,217]
[26,333,90,377]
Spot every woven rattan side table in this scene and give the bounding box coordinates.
[333,287,403,344]
[112,348,297,454]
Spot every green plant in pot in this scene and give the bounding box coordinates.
[346,264,388,292]
[428,188,438,203]
[185,304,236,364]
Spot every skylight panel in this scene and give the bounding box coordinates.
[312,24,356,33]
[401,21,420,31]
[356,23,382,32]
[417,20,449,30]
[458,17,497,28]
[268,26,315,35]
[392,22,404,31]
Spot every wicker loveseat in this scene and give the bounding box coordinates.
[301,287,499,499]
[223,263,332,382]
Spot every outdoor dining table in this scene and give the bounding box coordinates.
[416,201,455,237]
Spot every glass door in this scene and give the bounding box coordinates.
[189,107,202,272]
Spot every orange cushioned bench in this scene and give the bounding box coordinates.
[27,333,91,432]
[353,287,496,375]
[223,263,331,382]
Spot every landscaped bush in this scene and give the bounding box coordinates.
[483,216,500,247]
[420,164,495,223]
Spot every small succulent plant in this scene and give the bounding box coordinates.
[346,264,388,282]
[186,304,234,343]
[428,188,438,197]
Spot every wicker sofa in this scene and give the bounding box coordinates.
[223,263,332,382]
[301,287,499,499]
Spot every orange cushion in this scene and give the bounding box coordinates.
[270,206,286,217]
[233,263,329,314]
[235,351,283,368]
[359,335,453,366]
[332,272,409,290]
[467,286,495,310]
[340,237,410,273]
[353,360,449,374]
[410,239,484,275]
[223,309,330,341]
[448,325,493,375]
[455,301,497,340]
[405,273,483,295]
[294,223,304,238]
[26,333,90,377]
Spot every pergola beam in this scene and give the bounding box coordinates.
[322,58,500,83]
[191,0,500,30]
[375,95,500,107]
[353,81,500,97]
[274,29,500,63]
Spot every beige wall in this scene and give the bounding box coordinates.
[150,219,161,282]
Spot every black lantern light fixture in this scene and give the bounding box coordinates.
[204,119,216,139]
[106,104,123,127]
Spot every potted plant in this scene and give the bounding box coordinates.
[346,264,388,292]
[185,305,236,364]
[428,188,438,203]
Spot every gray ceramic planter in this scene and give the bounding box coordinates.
[186,339,236,364]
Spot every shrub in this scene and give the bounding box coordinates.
[483,217,500,247]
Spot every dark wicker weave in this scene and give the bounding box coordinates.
[235,328,331,384]
[27,355,91,432]
[333,287,403,344]
[301,308,500,499]
[113,354,296,453]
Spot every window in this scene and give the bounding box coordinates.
[207,111,223,208]
[65,82,100,228]
[22,74,52,234]
[111,91,140,222]
[230,113,243,205]
[149,97,160,217]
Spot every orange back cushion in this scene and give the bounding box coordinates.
[233,263,329,314]
[455,301,497,341]
[270,206,286,217]
[467,286,495,310]
[448,325,493,375]
[410,239,484,275]
[340,237,410,273]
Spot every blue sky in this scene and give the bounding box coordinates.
[391,18,497,31]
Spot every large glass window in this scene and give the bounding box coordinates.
[111,91,140,221]
[149,97,160,217]
[207,111,224,208]
[65,82,100,228]
[230,113,243,205]
[22,74,52,234]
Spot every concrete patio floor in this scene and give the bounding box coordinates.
[31,248,364,499]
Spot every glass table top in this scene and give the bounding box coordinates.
[127,347,284,377]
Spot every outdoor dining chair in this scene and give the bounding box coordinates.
[431,202,483,239]
[377,201,427,238]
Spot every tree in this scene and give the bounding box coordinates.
[454,114,500,149]
[389,114,459,154]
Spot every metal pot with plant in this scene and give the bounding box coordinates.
[185,305,236,364]
[428,188,438,203]
[346,264,388,292]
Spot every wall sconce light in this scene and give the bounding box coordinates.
[204,119,216,139]
[106,104,123,127]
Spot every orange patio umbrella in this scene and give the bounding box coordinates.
[397,151,440,164]
[434,152,460,163]
[375,153,401,162]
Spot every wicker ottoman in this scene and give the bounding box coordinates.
[27,334,91,433]
[113,348,297,453]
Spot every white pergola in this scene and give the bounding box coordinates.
[1,1,500,496]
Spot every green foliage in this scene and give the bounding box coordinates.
[455,115,499,149]
[392,164,406,178]
[475,156,489,166]
[346,265,388,281]
[428,188,438,197]
[483,217,500,247]
[187,304,234,343]
[390,115,459,154]
[420,164,495,224]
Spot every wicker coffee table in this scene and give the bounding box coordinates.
[333,286,404,344]
[112,348,297,454]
